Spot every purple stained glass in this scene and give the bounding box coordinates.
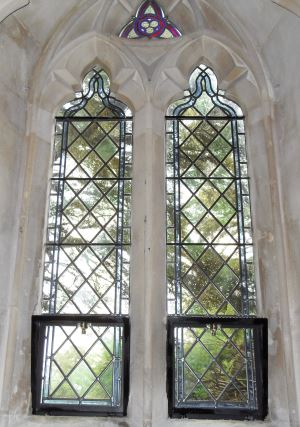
[119,0,182,39]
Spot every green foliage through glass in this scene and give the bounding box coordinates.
[41,67,132,408]
[166,64,257,410]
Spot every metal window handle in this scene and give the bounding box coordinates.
[78,321,91,334]
[207,323,221,336]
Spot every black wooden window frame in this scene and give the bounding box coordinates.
[167,316,268,421]
[31,315,130,417]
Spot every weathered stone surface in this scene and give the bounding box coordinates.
[272,0,300,17]
[0,0,29,24]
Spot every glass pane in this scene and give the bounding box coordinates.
[173,325,257,409]
[42,67,132,316]
[42,324,124,407]
[39,67,131,415]
[166,65,255,317]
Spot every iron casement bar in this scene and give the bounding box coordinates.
[51,177,132,181]
[166,176,250,180]
[167,316,266,327]
[165,115,245,121]
[166,242,253,246]
[45,243,129,246]
[33,314,129,324]
[55,117,133,122]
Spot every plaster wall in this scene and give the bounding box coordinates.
[0,1,299,427]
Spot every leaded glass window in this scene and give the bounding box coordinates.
[119,0,181,39]
[32,67,132,416]
[166,65,267,419]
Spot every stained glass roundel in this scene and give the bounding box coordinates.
[119,0,182,39]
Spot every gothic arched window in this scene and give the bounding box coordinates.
[32,67,132,416]
[31,64,267,421]
[166,65,267,420]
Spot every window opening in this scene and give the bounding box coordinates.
[119,0,182,39]
[166,64,267,420]
[32,67,132,416]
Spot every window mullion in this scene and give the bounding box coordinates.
[146,108,169,426]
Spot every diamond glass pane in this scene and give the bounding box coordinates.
[166,64,257,412]
[173,325,257,409]
[41,323,124,407]
[42,67,132,316]
[166,65,255,317]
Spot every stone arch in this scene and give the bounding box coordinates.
[31,34,146,117]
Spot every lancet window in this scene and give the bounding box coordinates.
[32,67,132,416]
[166,64,267,420]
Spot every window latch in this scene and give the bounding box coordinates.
[78,321,90,334]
